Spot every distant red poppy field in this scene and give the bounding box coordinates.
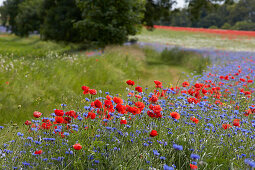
[154,25,255,38]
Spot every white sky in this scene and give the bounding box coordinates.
[0,0,186,8]
[0,0,4,6]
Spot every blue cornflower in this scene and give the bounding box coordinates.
[63,132,69,136]
[58,157,64,161]
[22,162,30,166]
[173,144,183,151]
[163,164,174,170]
[153,150,160,156]
[160,156,166,160]
[17,132,24,137]
[143,143,149,147]
[27,137,33,140]
[190,153,200,160]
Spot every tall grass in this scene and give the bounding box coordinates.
[144,47,210,74]
[0,46,145,124]
[0,35,195,124]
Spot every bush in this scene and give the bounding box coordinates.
[221,23,231,30]
[231,21,255,31]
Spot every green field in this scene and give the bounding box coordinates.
[0,34,207,124]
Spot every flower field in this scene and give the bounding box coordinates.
[153,25,255,38]
[136,27,255,52]
[0,43,255,169]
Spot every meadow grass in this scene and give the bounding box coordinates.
[134,28,255,51]
[0,35,203,124]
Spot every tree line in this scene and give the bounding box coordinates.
[0,0,254,46]
[163,0,255,31]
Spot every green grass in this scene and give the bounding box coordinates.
[134,28,255,51]
[0,34,76,57]
[0,35,205,124]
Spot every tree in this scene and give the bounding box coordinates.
[143,0,176,28]
[75,0,145,47]
[40,0,82,42]
[0,0,24,34]
[15,0,43,37]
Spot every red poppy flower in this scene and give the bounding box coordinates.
[55,109,64,116]
[25,120,31,125]
[94,99,102,108]
[126,80,135,86]
[73,143,82,150]
[135,102,145,112]
[113,97,123,104]
[65,110,78,119]
[87,112,96,119]
[116,103,126,114]
[55,116,64,124]
[233,119,240,127]
[135,86,143,93]
[222,124,232,129]
[149,95,158,103]
[150,130,158,137]
[33,111,42,118]
[182,81,190,87]
[106,95,113,100]
[170,112,180,120]
[82,86,90,94]
[89,89,97,95]
[154,80,162,88]
[90,112,96,119]
[41,122,52,129]
[34,150,43,155]
[190,164,198,169]
[120,119,127,125]
[147,111,156,118]
[190,117,199,124]
[64,117,71,124]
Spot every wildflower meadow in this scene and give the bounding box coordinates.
[1,38,255,169]
[1,0,255,169]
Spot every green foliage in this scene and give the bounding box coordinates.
[41,0,82,42]
[208,25,218,29]
[221,23,231,29]
[166,0,255,31]
[15,0,43,37]
[231,21,255,31]
[75,0,145,47]
[143,0,176,28]
[0,0,25,34]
